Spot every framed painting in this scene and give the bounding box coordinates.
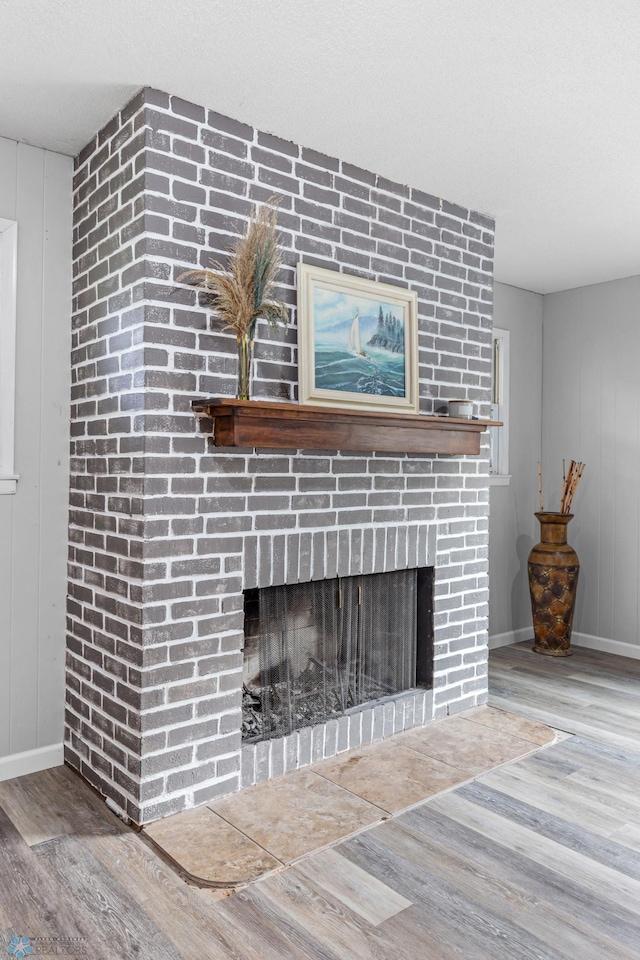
[297,263,419,414]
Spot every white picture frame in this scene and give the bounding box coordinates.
[297,263,419,415]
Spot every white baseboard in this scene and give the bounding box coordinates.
[489,626,640,661]
[0,743,64,782]
[489,627,531,650]
[571,631,640,660]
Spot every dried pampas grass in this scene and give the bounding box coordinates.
[179,197,289,342]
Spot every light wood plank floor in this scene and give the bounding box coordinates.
[1,643,640,959]
[489,640,640,751]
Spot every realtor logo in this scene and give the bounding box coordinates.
[7,938,32,959]
[7,937,87,957]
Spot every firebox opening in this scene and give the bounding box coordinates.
[242,567,434,743]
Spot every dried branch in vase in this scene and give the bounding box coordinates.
[561,460,585,513]
[537,460,585,514]
[537,461,544,511]
[178,197,289,399]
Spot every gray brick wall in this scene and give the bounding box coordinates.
[67,86,494,825]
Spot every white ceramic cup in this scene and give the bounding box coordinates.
[448,400,474,418]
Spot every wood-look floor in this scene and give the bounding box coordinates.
[489,640,640,751]
[1,642,640,959]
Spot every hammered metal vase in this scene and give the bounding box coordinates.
[528,512,579,657]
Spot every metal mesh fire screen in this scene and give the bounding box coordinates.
[242,568,433,743]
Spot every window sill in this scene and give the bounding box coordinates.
[0,475,18,494]
[489,474,511,487]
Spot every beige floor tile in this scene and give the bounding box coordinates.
[210,768,384,863]
[399,716,538,775]
[551,728,574,740]
[459,705,556,745]
[315,739,470,812]
[143,805,282,885]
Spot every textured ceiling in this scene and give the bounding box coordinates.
[1,0,639,293]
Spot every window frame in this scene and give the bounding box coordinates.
[489,326,510,485]
[0,218,18,494]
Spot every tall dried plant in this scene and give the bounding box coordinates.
[179,198,288,399]
[179,198,288,339]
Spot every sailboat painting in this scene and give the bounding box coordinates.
[297,263,419,414]
[313,288,406,396]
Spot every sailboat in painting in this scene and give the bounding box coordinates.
[348,309,367,357]
[312,288,408,399]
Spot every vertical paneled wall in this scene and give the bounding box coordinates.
[0,136,73,777]
[542,276,640,655]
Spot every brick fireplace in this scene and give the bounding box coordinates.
[66,87,494,825]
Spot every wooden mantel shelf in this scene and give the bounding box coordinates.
[192,398,500,456]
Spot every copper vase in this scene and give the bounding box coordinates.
[528,512,579,657]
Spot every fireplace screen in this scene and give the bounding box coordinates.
[242,568,431,743]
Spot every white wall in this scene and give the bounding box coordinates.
[489,282,543,646]
[542,275,640,658]
[0,136,72,779]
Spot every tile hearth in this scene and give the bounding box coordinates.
[142,707,556,887]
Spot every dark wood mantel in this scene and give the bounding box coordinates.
[192,398,500,456]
